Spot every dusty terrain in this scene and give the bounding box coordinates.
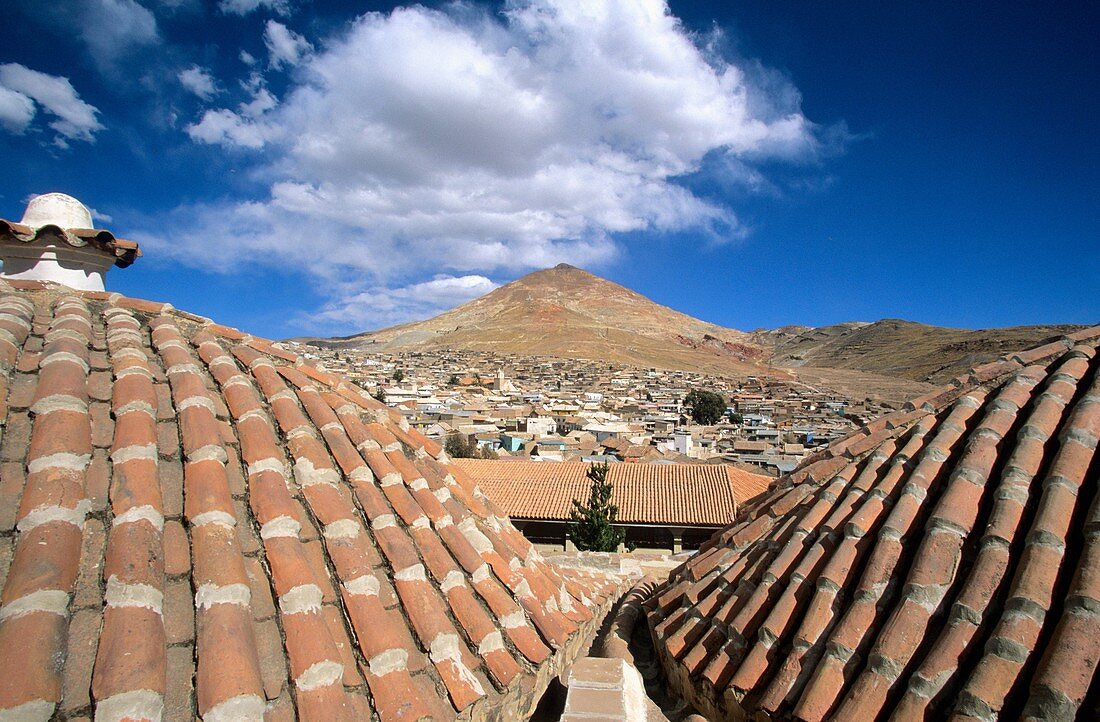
[306,264,768,374]
[300,265,1086,402]
[764,318,1085,383]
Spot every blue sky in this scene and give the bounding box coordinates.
[2,0,1097,339]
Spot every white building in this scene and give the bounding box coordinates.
[673,430,694,455]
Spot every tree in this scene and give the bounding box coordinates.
[729,412,744,425]
[392,369,405,383]
[445,433,476,459]
[683,389,726,425]
[567,462,625,552]
[371,386,386,403]
[448,374,459,385]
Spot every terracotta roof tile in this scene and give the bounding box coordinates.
[0,220,141,269]
[647,325,1100,721]
[454,458,770,527]
[0,280,627,720]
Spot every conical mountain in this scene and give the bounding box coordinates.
[320,264,768,372]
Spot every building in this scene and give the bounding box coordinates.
[646,326,1100,721]
[454,459,770,553]
[0,196,625,721]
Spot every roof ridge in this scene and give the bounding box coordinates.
[645,320,1100,721]
[0,281,631,720]
[0,220,141,268]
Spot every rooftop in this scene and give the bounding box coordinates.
[454,458,770,527]
[0,279,624,720]
[646,325,1100,720]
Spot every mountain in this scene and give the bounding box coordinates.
[765,318,1087,383]
[304,264,769,373]
[300,265,1087,398]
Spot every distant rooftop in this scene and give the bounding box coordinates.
[454,458,770,527]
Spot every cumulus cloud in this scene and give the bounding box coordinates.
[185,72,278,148]
[0,63,104,145]
[178,65,220,100]
[0,86,36,134]
[156,0,200,11]
[219,0,291,16]
[185,108,273,148]
[163,0,828,332]
[15,0,159,75]
[264,21,313,69]
[304,275,500,331]
[81,0,160,73]
[88,207,113,224]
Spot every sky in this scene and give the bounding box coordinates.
[2,0,1097,339]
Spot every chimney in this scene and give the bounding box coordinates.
[0,193,140,292]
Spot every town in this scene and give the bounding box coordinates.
[286,342,895,477]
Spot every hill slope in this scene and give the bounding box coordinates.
[766,318,1086,383]
[308,264,769,373]
[301,266,1086,397]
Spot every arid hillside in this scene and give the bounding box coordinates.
[764,318,1086,383]
[299,265,1087,400]
[305,264,770,374]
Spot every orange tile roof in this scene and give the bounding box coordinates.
[646,325,1100,721]
[454,459,770,527]
[0,219,141,267]
[0,279,624,721]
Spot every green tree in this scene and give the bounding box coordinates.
[371,386,386,403]
[448,374,460,385]
[392,369,405,383]
[683,389,726,425]
[445,433,476,459]
[567,462,625,552]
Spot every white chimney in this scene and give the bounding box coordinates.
[0,193,140,291]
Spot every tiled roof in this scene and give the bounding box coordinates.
[454,459,770,526]
[0,280,623,721]
[0,220,140,268]
[646,325,1100,721]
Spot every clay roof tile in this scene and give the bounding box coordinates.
[0,280,625,721]
[454,458,769,526]
[647,324,1100,721]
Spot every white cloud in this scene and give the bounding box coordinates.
[185,72,278,147]
[0,63,104,144]
[219,0,290,16]
[240,50,258,66]
[156,0,200,10]
[303,275,500,331]
[16,0,160,75]
[264,20,312,69]
[0,86,36,134]
[163,0,827,332]
[185,108,274,149]
[79,0,159,72]
[88,207,113,224]
[178,65,220,100]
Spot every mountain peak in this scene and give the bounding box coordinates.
[331,263,764,372]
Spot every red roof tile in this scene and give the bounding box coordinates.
[646,325,1100,721]
[454,459,770,526]
[0,280,625,721]
[0,220,141,268]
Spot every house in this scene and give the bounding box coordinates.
[523,416,557,436]
[453,459,770,553]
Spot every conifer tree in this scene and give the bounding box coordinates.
[567,462,625,551]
